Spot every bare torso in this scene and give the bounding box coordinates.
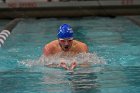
[43,40,88,57]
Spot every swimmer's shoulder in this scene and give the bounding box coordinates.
[45,40,59,48]
[73,40,88,52]
[44,40,59,55]
[73,40,87,46]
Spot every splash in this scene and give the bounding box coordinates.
[74,52,106,65]
[19,52,106,69]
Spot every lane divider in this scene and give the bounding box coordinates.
[0,30,11,47]
[0,34,7,40]
[0,18,22,48]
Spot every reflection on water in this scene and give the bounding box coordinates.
[68,69,100,93]
[1,62,140,93]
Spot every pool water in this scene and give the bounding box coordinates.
[0,20,10,30]
[0,17,140,93]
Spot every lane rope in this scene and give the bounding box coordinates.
[0,18,22,48]
[0,30,11,47]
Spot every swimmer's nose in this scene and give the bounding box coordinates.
[64,41,69,45]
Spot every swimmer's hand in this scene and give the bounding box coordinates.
[59,61,77,71]
[69,61,77,71]
[59,62,69,70]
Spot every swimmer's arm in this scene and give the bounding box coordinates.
[79,62,90,67]
[69,61,90,71]
[45,63,59,68]
[45,62,69,70]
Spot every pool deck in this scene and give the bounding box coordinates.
[0,0,140,18]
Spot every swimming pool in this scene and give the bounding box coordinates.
[0,16,140,93]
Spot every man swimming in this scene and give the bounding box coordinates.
[43,24,88,71]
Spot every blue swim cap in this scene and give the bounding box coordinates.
[57,24,73,38]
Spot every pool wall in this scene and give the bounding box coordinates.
[0,0,140,18]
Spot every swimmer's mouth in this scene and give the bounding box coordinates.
[65,46,69,49]
[64,46,70,51]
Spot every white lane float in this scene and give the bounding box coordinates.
[0,30,11,47]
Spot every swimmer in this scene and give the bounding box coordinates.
[43,24,88,71]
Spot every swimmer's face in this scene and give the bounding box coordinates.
[58,37,73,51]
